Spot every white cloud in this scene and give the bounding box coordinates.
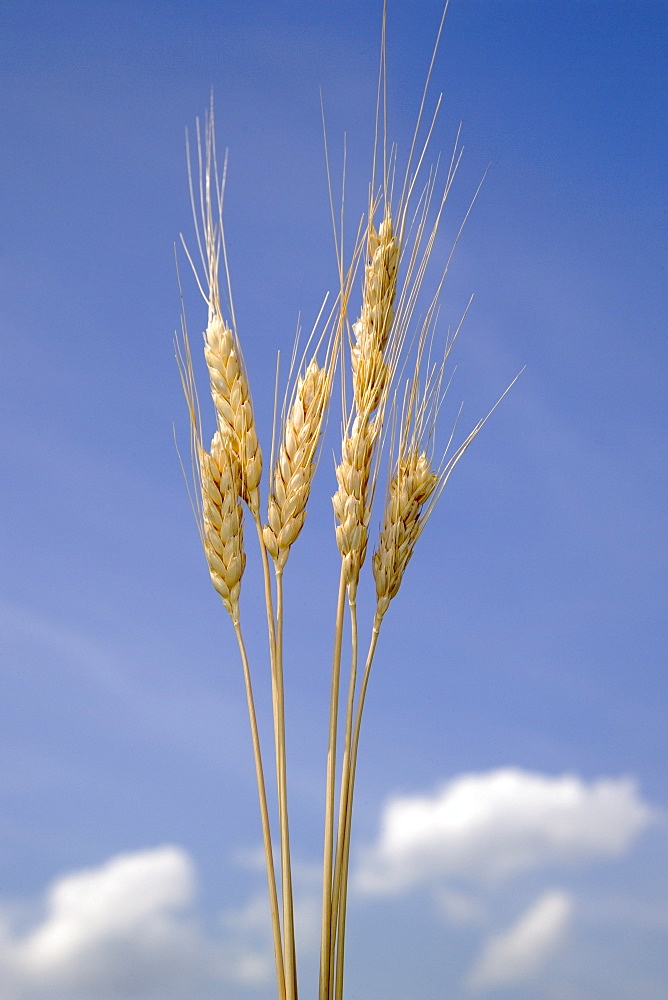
[0,845,200,998]
[466,890,573,992]
[0,845,279,1000]
[0,844,325,999]
[356,769,653,894]
[20,846,193,968]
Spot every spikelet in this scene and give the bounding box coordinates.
[351,210,400,416]
[204,311,262,516]
[201,430,246,621]
[263,359,331,570]
[373,449,439,619]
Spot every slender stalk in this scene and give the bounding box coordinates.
[319,568,348,1000]
[334,615,382,1000]
[329,593,359,989]
[253,515,278,724]
[252,514,291,998]
[232,620,286,1000]
[275,568,298,1000]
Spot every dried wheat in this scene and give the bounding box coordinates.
[200,430,246,620]
[204,311,262,515]
[264,359,331,570]
[351,210,399,415]
[373,449,439,618]
[332,208,400,597]
[332,415,378,598]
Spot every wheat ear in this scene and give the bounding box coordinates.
[331,415,378,598]
[184,107,263,516]
[373,449,439,619]
[264,358,332,569]
[332,208,400,598]
[351,210,400,414]
[200,431,246,620]
[204,312,262,515]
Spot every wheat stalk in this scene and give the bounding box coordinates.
[267,350,336,1000]
[321,204,400,998]
[175,317,286,998]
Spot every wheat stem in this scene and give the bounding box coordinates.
[334,616,382,1000]
[275,568,298,1000]
[319,567,347,1000]
[233,620,286,1000]
[329,592,359,992]
[250,515,292,997]
[253,513,280,752]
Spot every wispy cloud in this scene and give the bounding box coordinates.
[0,597,136,700]
[435,887,488,927]
[466,889,574,992]
[356,768,653,894]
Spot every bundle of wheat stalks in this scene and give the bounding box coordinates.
[176,6,515,999]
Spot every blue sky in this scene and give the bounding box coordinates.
[1,1,666,998]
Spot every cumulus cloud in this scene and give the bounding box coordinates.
[0,845,201,999]
[0,846,277,1000]
[466,890,573,991]
[356,768,652,894]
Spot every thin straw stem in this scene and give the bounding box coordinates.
[253,514,283,806]
[329,594,359,988]
[275,568,298,1000]
[232,620,286,1000]
[319,568,348,1000]
[334,616,382,1000]
[253,515,278,681]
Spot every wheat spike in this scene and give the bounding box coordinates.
[351,209,399,416]
[187,107,263,517]
[332,416,378,599]
[204,311,262,515]
[201,430,246,621]
[373,449,438,618]
[263,359,331,570]
[332,209,399,596]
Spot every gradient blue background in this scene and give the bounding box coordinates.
[1,1,666,997]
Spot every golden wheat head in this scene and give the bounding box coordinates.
[263,359,332,569]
